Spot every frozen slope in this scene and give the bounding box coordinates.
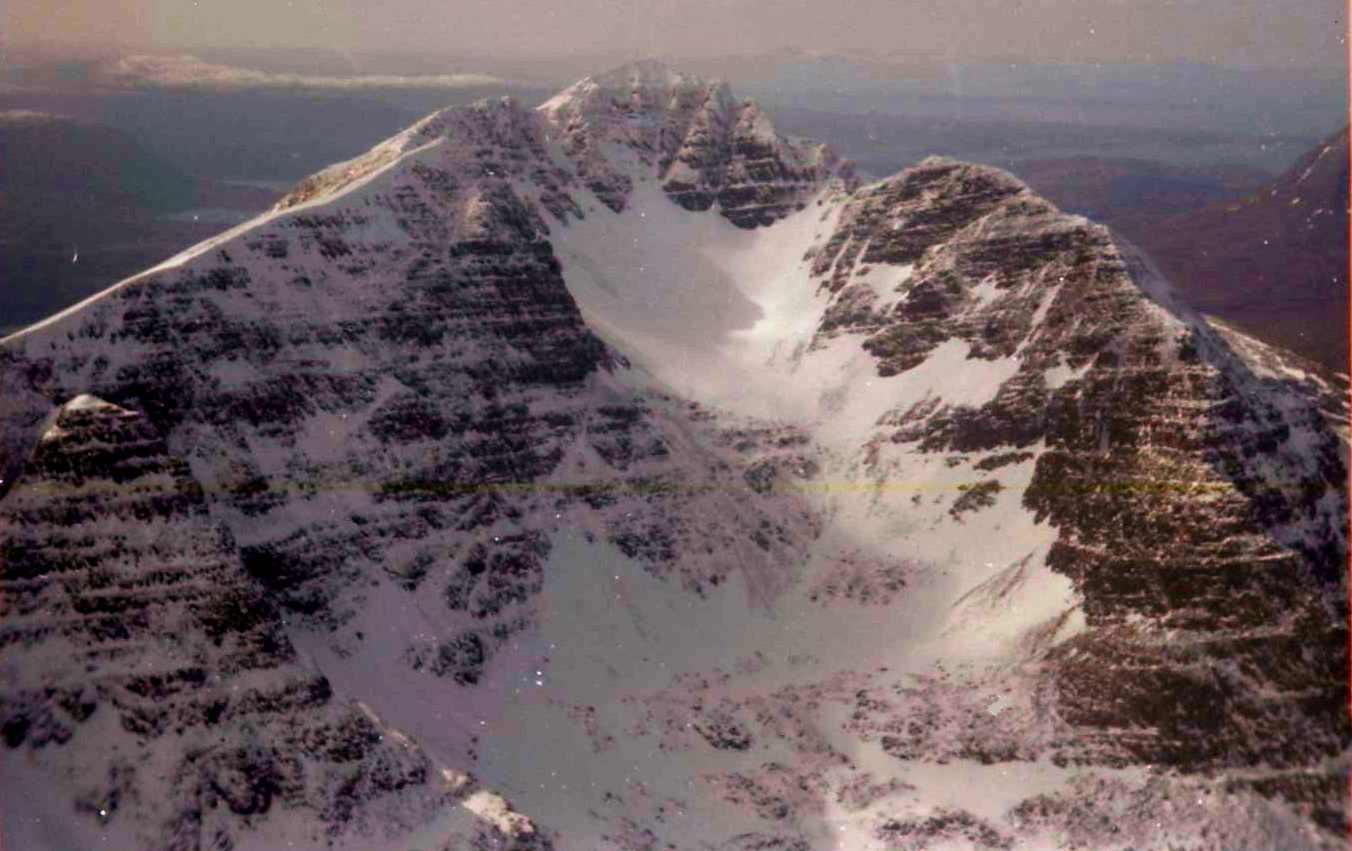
[0,63,1346,851]
[539,122,1348,848]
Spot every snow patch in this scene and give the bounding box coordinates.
[1043,356,1091,390]
[551,176,851,421]
[892,339,1022,411]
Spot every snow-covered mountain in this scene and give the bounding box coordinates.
[1,62,1346,851]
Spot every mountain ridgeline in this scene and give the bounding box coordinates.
[1,62,1346,851]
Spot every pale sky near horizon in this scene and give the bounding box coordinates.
[4,0,1346,70]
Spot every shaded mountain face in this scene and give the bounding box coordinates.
[1,395,461,849]
[1027,128,1349,372]
[0,64,1346,851]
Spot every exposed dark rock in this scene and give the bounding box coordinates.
[539,61,844,229]
[0,395,450,847]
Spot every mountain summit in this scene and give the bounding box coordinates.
[538,60,846,225]
[1,64,1346,851]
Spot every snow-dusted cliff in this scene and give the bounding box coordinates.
[1,63,1345,851]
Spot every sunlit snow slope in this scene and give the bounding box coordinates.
[1,61,1346,851]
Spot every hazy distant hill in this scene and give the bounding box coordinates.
[1015,157,1270,222]
[1019,130,1348,371]
[1130,128,1348,371]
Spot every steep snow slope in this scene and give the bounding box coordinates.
[1,63,1346,851]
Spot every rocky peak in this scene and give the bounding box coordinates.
[273,95,550,213]
[30,394,167,482]
[808,148,1348,796]
[539,60,845,226]
[537,59,733,131]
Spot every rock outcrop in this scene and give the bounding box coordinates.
[0,395,459,850]
[538,59,846,226]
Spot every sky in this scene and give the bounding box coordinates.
[3,0,1346,71]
